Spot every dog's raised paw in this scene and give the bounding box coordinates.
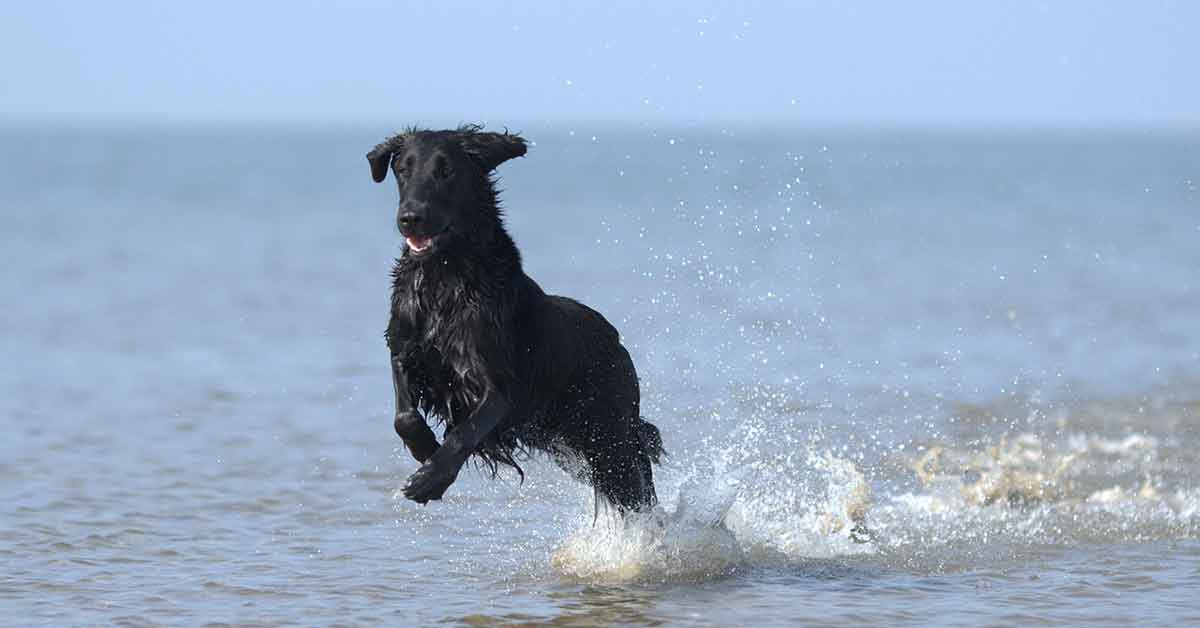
[402,461,458,503]
[394,412,440,463]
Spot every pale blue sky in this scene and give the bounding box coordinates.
[2,1,1195,128]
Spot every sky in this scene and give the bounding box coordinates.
[1,1,1195,129]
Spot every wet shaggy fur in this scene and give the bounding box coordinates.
[367,125,664,512]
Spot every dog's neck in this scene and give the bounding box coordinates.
[392,220,522,297]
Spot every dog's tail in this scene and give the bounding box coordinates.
[636,418,666,465]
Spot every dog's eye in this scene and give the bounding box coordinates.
[394,157,413,177]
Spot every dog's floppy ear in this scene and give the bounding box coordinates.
[461,131,527,172]
[366,136,404,183]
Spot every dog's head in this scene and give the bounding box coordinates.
[367,125,527,259]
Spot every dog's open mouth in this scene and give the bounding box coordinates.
[405,234,435,254]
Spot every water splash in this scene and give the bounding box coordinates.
[551,444,874,582]
[550,402,1200,583]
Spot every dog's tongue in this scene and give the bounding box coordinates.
[406,235,432,251]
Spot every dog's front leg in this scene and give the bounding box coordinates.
[391,354,441,463]
[387,314,441,463]
[402,391,511,504]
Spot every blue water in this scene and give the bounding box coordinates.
[2,125,1198,625]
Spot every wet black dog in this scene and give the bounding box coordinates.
[367,125,664,512]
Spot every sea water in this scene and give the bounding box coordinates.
[2,125,1198,625]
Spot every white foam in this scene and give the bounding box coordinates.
[551,503,743,583]
[551,448,875,582]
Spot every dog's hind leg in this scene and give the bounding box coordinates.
[590,446,657,514]
[570,417,659,514]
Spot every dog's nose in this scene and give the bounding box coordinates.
[397,211,423,230]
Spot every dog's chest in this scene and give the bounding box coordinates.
[392,270,494,380]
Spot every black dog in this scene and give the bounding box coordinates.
[367,125,664,512]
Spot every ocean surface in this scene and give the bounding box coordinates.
[2,124,1198,625]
